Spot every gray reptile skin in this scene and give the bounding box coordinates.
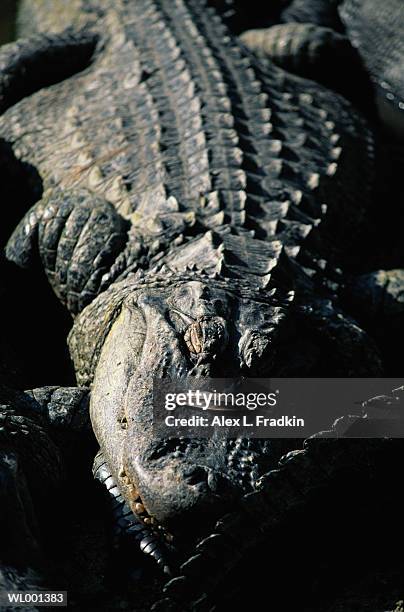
[239,21,372,110]
[280,0,343,30]
[244,0,404,134]
[340,0,404,138]
[0,0,403,608]
[0,385,62,566]
[0,382,90,597]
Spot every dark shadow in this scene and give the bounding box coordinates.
[210,0,284,34]
[0,140,75,389]
[0,0,18,45]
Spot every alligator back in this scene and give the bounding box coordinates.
[2,0,375,307]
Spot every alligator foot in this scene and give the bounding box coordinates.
[93,450,175,577]
[0,29,97,115]
[240,23,373,112]
[6,183,196,316]
[6,189,131,315]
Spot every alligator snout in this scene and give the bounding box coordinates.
[88,285,251,534]
[127,444,238,532]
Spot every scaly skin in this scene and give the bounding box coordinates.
[0,385,62,567]
[0,383,89,593]
[238,0,404,135]
[239,22,372,111]
[279,0,343,30]
[0,566,44,612]
[339,0,404,139]
[1,0,400,591]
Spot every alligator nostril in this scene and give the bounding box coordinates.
[183,467,208,485]
[207,470,231,493]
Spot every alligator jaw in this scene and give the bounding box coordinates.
[120,363,240,534]
[88,277,287,534]
[123,434,239,534]
[89,283,233,534]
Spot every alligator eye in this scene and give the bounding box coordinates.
[184,316,228,357]
[184,321,203,354]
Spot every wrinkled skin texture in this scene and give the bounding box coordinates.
[339,0,404,138]
[88,279,290,529]
[1,0,403,587]
[0,385,64,571]
[1,0,384,531]
[239,22,374,114]
[240,0,404,135]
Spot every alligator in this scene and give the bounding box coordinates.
[0,382,89,602]
[238,0,404,136]
[340,0,404,139]
[1,0,404,609]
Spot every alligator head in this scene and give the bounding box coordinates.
[69,270,293,535]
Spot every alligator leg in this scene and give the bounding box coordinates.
[93,450,175,576]
[240,23,373,112]
[6,185,195,316]
[6,189,132,315]
[0,29,98,115]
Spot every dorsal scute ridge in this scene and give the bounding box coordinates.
[158,227,284,290]
[178,0,345,253]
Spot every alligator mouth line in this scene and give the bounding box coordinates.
[119,468,175,544]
